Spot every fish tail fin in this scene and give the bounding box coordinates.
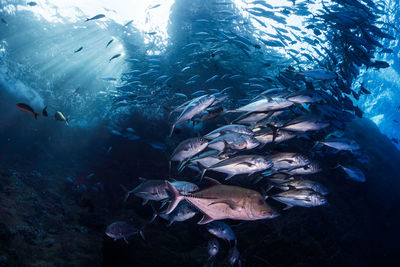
[149,204,158,223]
[162,105,173,119]
[120,184,130,202]
[169,123,176,137]
[166,181,183,214]
[196,162,207,181]
[267,123,279,142]
[139,226,145,241]
[34,113,39,120]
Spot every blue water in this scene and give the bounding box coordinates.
[0,0,399,266]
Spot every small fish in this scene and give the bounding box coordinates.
[124,20,133,27]
[27,2,37,6]
[42,106,48,117]
[54,111,68,125]
[111,130,122,136]
[74,46,83,53]
[206,221,236,241]
[316,138,360,152]
[171,137,209,165]
[16,103,39,120]
[87,173,95,179]
[106,39,114,48]
[228,245,241,266]
[1,18,8,25]
[271,189,327,210]
[85,14,105,22]
[109,54,121,62]
[105,221,143,244]
[106,146,112,154]
[207,238,219,259]
[297,69,337,80]
[338,165,366,182]
[123,178,169,204]
[149,141,167,150]
[158,202,197,226]
[275,179,328,195]
[149,4,161,9]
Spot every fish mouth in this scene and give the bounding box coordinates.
[264,210,280,219]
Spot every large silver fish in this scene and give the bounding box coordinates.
[204,124,254,139]
[171,137,209,165]
[229,97,293,113]
[281,116,329,132]
[170,95,215,136]
[166,179,277,224]
[208,132,259,153]
[267,152,310,171]
[200,155,273,180]
[271,189,327,209]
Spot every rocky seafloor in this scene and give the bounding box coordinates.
[0,97,399,267]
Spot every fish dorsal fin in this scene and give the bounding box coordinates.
[138,177,147,182]
[197,214,214,225]
[204,177,221,186]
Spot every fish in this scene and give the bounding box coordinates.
[271,189,327,209]
[124,20,133,27]
[280,116,330,133]
[228,245,241,267]
[338,165,366,182]
[169,95,215,136]
[204,124,254,139]
[184,150,228,173]
[229,97,293,113]
[55,111,69,125]
[85,14,105,22]
[297,69,338,80]
[109,54,121,62]
[280,162,321,176]
[267,152,310,171]
[199,155,273,180]
[123,178,169,204]
[74,46,83,53]
[159,202,197,226]
[206,221,236,241]
[149,141,167,150]
[105,221,143,243]
[316,138,360,152]
[166,179,277,224]
[254,129,296,144]
[274,179,328,195]
[170,137,209,165]
[27,2,37,6]
[16,103,39,120]
[106,39,114,48]
[170,180,199,194]
[208,132,260,153]
[207,238,219,259]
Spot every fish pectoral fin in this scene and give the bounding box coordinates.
[283,204,293,210]
[204,177,221,185]
[142,199,149,206]
[197,214,214,225]
[208,200,240,211]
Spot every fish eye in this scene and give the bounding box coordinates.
[258,199,264,205]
